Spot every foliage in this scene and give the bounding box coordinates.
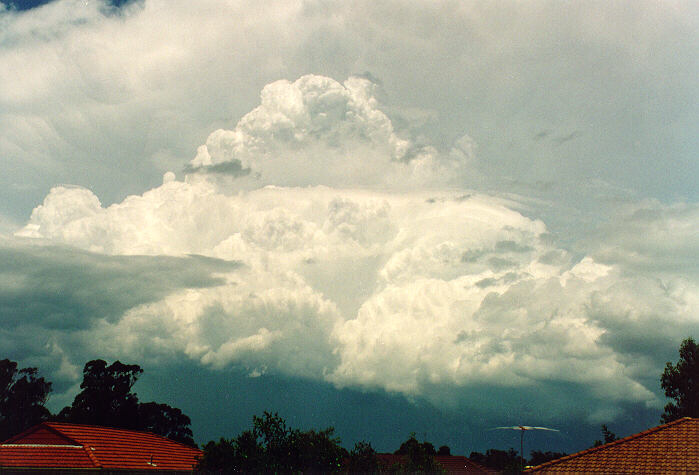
[347,440,379,472]
[57,359,195,446]
[57,360,142,429]
[437,445,451,456]
[138,402,195,446]
[470,448,521,472]
[0,359,52,441]
[528,450,567,466]
[471,447,567,471]
[660,337,699,423]
[393,433,441,472]
[252,411,295,471]
[198,411,347,472]
[295,427,347,472]
[593,424,618,447]
[198,437,238,471]
[232,429,265,471]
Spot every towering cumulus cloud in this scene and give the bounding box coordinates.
[14,75,698,425]
[187,75,446,187]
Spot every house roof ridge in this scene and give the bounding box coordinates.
[0,443,83,448]
[44,421,198,450]
[525,417,697,472]
[3,422,81,446]
[1,422,202,471]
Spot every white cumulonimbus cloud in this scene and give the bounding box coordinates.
[188,74,452,188]
[15,74,698,423]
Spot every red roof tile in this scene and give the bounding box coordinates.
[0,422,202,471]
[0,445,96,468]
[526,417,699,474]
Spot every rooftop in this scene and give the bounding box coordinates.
[526,417,699,474]
[0,422,202,471]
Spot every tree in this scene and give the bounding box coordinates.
[294,427,347,472]
[394,433,436,456]
[347,440,379,472]
[198,430,264,472]
[470,448,521,472]
[198,437,238,471]
[593,424,617,447]
[660,337,699,423]
[529,450,567,466]
[394,433,441,472]
[137,402,195,446]
[57,360,142,429]
[0,359,52,440]
[58,359,194,445]
[437,445,451,456]
[252,411,295,472]
[198,411,347,472]
[233,429,265,471]
[252,412,347,472]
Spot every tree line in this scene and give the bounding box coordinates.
[0,358,194,445]
[1,337,697,472]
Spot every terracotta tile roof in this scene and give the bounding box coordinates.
[0,422,202,471]
[0,445,96,468]
[526,417,699,474]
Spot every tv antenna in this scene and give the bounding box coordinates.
[493,425,560,469]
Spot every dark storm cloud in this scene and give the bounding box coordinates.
[1,0,52,10]
[3,0,135,11]
[183,160,251,177]
[0,239,240,329]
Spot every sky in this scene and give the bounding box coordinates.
[0,0,697,456]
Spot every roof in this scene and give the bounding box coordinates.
[376,453,495,473]
[526,417,699,474]
[0,422,202,471]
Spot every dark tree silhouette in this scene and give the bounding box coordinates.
[661,337,699,423]
[199,430,263,472]
[252,411,295,472]
[394,433,440,472]
[437,444,451,456]
[294,427,346,472]
[57,360,141,429]
[137,402,195,446]
[470,448,521,472]
[394,433,436,455]
[347,440,379,472]
[198,437,244,471]
[529,450,567,466]
[0,359,52,440]
[252,411,346,472]
[58,359,194,445]
[232,429,265,471]
[198,411,347,472]
[593,424,618,447]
